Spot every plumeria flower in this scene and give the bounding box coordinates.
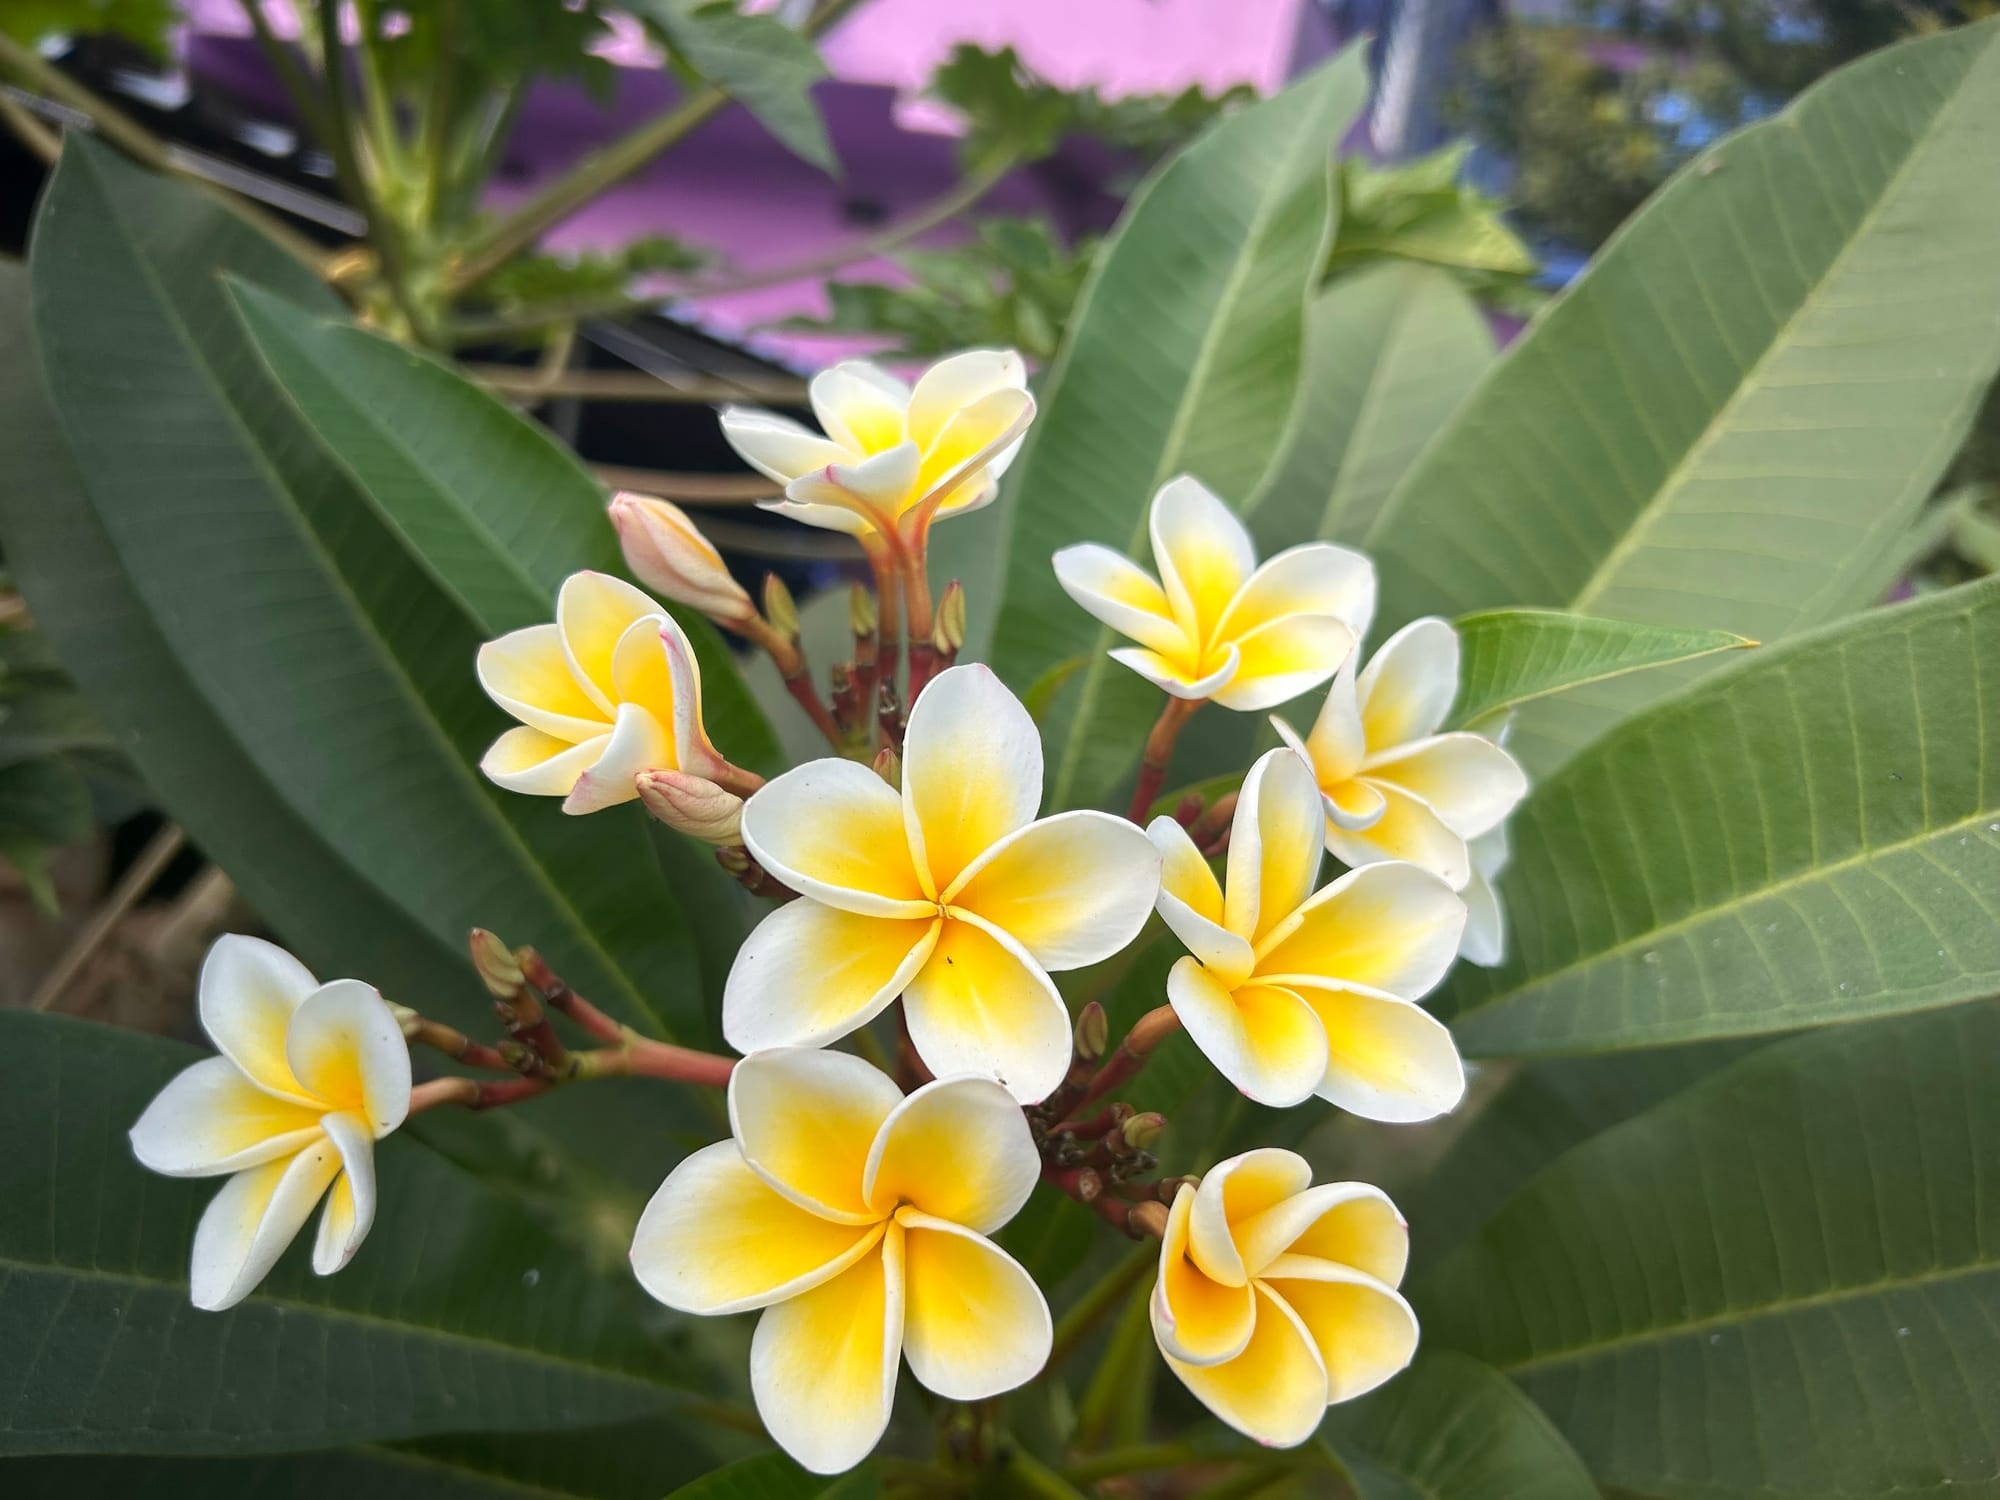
[725,664,1160,1104]
[1052,475,1373,711]
[1459,824,1510,967]
[719,350,1034,541]
[631,1048,1051,1474]
[1152,1149,1417,1447]
[1271,618,1527,889]
[1149,747,1466,1120]
[477,571,726,815]
[129,936,411,1312]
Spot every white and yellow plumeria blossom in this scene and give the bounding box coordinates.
[726,664,1160,1103]
[1149,747,1467,1121]
[129,936,411,1312]
[719,350,1034,540]
[477,571,726,815]
[1052,475,1374,711]
[1271,617,1527,890]
[1152,1149,1417,1447]
[631,1048,1051,1474]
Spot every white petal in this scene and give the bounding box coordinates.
[1260,1255,1419,1403]
[1160,1283,1329,1447]
[475,623,609,741]
[944,810,1161,970]
[1223,748,1325,946]
[1271,714,1382,832]
[1362,732,1528,840]
[757,495,876,536]
[719,405,852,485]
[864,1074,1041,1233]
[910,388,1035,521]
[1050,544,1187,658]
[810,361,910,453]
[1459,826,1511,968]
[723,899,940,1053]
[556,571,662,714]
[481,725,608,799]
[740,758,932,915]
[730,1047,903,1224]
[1358,616,1460,748]
[1306,653,1370,784]
[311,1111,377,1275]
[129,1057,325,1178]
[1187,1148,1312,1287]
[905,349,1025,452]
[785,443,924,531]
[188,1138,342,1311]
[1149,475,1255,647]
[1107,643,1239,701]
[1255,860,1466,999]
[898,1211,1051,1400]
[1166,960,1327,1111]
[198,934,320,1105]
[1325,781,1475,890]
[1228,1181,1408,1285]
[901,664,1042,894]
[1150,1183,1256,1366]
[1291,981,1467,1123]
[1215,542,1376,649]
[901,914,1072,1105]
[1205,614,1354,713]
[285,979,411,1136]
[1147,816,1254,984]
[631,1141,887,1315]
[561,701,670,814]
[751,1224,903,1475]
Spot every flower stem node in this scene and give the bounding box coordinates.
[637,768,745,845]
[607,492,756,628]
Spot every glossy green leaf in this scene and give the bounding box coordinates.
[1369,21,2000,773]
[1324,1352,1596,1500]
[1449,608,1755,729]
[635,0,835,172]
[1440,579,2000,1056]
[1420,1003,2000,1499]
[1249,261,1495,551]
[0,1013,710,1456]
[988,50,1370,809]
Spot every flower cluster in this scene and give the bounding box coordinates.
[129,347,1525,1474]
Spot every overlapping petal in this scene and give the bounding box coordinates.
[1290,981,1467,1123]
[1362,731,1528,840]
[810,362,909,453]
[1150,475,1256,646]
[284,978,411,1136]
[945,810,1160,970]
[188,1134,343,1312]
[1358,617,1459,748]
[898,1211,1050,1399]
[864,1075,1041,1232]
[1147,818,1253,983]
[739,759,931,914]
[1161,1285,1329,1447]
[1260,1255,1418,1402]
[901,665,1044,892]
[1108,644,1239,700]
[312,1111,377,1276]
[1188,1149,1312,1288]
[1460,826,1510,967]
[1223,749,1325,945]
[475,623,607,740]
[1208,614,1354,712]
[718,406,850,484]
[1166,961,1327,1110]
[1051,544,1186,656]
[730,1048,902,1223]
[129,1057,326,1178]
[1151,1183,1256,1365]
[723,900,939,1053]
[901,917,1071,1104]
[198,934,318,1104]
[1254,861,1465,999]
[1229,1181,1408,1286]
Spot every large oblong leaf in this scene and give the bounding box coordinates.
[1368,20,2000,773]
[1440,578,2000,1056]
[1419,1002,2000,1499]
[987,50,1370,810]
[1449,608,1754,728]
[0,1013,710,1456]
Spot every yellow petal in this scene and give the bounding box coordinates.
[1188,1148,1312,1287]
[1161,1283,1329,1447]
[901,914,1072,1104]
[1254,861,1465,998]
[1289,980,1467,1123]
[723,899,940,1053]
[1150,1183,1256,1366]
[311,1111,376,1275]
[1051,543,1188,658]
[740,759,932,914]
[719,405,852,485]
[283,979,411,1135]
[1147,817,1253,984]
[1302,653,1370,784]
[129,1057,326,1178]
[1261,1255,1418,1403]
[810,361,910,454]
[730,1048,903,1224]
[1358,617,1459,749]
[197,934,319,1104]
[560,701,671,815]
[188,1136,342,1311]
[865,1074,1040,1233]
[901,665,1043,893]
[1149,476,1254,649]
[1271,712,1383,832]
[1166,960,1327,1110]
[905,348,1024,452]
[630,1141,886,1315]
[1229,1181,1407,1286]
[945,810,1160,970]
[910,387,1034,518]
[1327,781,1473,888]
[557,571,663,713]
[1214,541,1377,646]
[1107,643,1238,700]
[476,623,609,740]
[481,725,607,799]
[608,614,690,764]
[898,1210,1050,1399]
[1362,732,1528,841]
[750,1221,904,1476]
[785,443,923,532]
[1208,614,1354,713]
[1223,748,1326,946]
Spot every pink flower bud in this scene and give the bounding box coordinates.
[636,769,744,845]
[608,492,754,626]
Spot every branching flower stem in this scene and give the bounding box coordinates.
[1129,694,1205,822]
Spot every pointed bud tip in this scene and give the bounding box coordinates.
[934,580,966,654]
[1122,1112,1166,1151]
[849,584,877,636]
[871,746,902,790]
[469,928,523,997]
[1074,1001,1109,1062]
[762,573,800,639]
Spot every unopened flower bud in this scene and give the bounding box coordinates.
[469,927,524,998]
[1074,1001,1109,1063]
[849,584,877,637]
[637,768,744,845]
[871,746,901,789]
[608,492,754,626]
[762,573,800,641]
[933,579,965,655]
[1121,1111,1166,1152]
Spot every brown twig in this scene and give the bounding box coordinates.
[1128,695,1204,823]
[409,1073,551,1113]
[515,946,624,1044]
[395,1010,516,1073]
[29,823,186,1013]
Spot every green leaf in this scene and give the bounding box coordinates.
[635,1,835,173]
[1368,20,2000,774]
[1448,608,1756,729]
[1324,1352,1596,1500]
[1249,261,1495,551]
[1439,578,2000,1056]
[0,1012,711,1456]
[226,281,777,775]
[989,49,1371,810]
[0,755,91,847]
[1419,1003,2000,1499]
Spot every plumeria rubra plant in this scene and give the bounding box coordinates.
[7,25,2000,1500]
